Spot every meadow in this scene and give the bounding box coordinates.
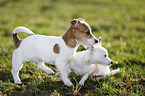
[0,0,145,95]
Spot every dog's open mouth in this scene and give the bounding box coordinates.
[104,64,112,66]
[108,64,112,67]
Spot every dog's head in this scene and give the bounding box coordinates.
[89,37,113,65]
[70,18,98,46]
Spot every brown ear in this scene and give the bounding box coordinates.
[70,19,78,27]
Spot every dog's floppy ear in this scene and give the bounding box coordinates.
[93,36,101,47]
[70,19,78,27]
[98,36,101,46]
[70,18,85,27]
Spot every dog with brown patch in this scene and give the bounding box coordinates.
[11,18,98,87]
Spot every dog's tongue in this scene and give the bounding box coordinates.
[108,64,112,67]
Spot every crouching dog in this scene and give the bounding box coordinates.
[67,37,120,86]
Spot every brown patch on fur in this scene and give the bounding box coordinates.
[62,27,77,48]
[13,33,22,48]
[70,19,78,27]
[62,18,93,48]
[53,43,60,54]
[75,23,93,40]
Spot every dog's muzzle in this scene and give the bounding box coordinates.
[110,61,113,64]
[108,61,113,66]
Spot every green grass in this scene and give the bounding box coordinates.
[0,0,145,95]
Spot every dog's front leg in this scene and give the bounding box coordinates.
[79,73,89,86]
[55,59,74,87]
[106,68,120,76]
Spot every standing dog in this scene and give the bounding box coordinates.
[11,18,98,87]
[68,37,120,85]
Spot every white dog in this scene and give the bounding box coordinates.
[11,18,98,87]
[68,37,120,85]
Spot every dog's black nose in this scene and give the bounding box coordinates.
[110,61,113,64]
[95,39,98,43]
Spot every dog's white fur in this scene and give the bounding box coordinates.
[11,19,98,87]
[68,38,120,85]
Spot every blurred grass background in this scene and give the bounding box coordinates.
[0,0,145,95]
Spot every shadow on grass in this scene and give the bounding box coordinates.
[4,69,143,95]
[0,65,120,95]
[125,59,145,67]
[111,62,124,69]
[4,75,105,96]
[35,77,104,96]
[0,70,13,82]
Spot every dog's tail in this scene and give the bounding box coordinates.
[13,26,34,34]
[12,26,34,48]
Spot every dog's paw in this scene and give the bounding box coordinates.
[117,68,120,71]
[79,81,84,86]
[111,68,120,75]
[66,83,75,88]
[15,80,22,84]
[64,81,74,88]
[46,70,55,75]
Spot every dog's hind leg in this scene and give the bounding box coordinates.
[11,55,23,84]
[37,62,54,74]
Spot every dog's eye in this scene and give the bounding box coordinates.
[86,30,90,35]
[104,55,106,57]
